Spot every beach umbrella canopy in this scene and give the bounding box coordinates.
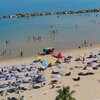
[87,61,93,65]
[41,61,49,67]
[21,68,28,72]
[11,82,21,87]
[3,66,8,69]
[37,56,41,60]
[0,83,8,88]
[7,76,15,80]
[37,78,46,83]
[12,65,19,69]
[97,55,100,59]
[56,66,63,69]
[90,51,97,56]
[51,60,56,65]
[56,75,62,79]
[79,54,84,59]
[67,54,73,58]
[30,67,37,71]
[21,64,28,67]
[12,70,18,74]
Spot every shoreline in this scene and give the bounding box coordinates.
[0,43,100,66]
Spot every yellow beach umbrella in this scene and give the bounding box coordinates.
[51,60,56,65]
[37,56,41,60]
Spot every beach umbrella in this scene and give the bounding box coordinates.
[11,82,21,87]
[0,78,5,81]
[37,56,41,60]
[7,76,15,80]
[67,54,73,58]
[21,64,28,67]
[12,70,18,74]
[56,75,62,79]
[41,61,49,67]
[37,78,46,83]
[97,55,100,63]
[51,60,56,65]
[21,68,28,72]
[29,73,35,77]
[3,71,9,75]
[90,51,97,57]
[87,61,93,65]
[17,75,25,79]
[79,54,84,60]
[0,83,8,88]
[30,63,36,66]
[56,66,63,69]
[8,66,13,69]
[12,65,19,69]
[30,67,37,71]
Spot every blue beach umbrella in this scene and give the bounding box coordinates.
[30,67,37,71]
[41,61,49,67]
[56,75,62,79]
[37,78,46,83]
[12,65,19,69]
[21,64,28,67]
[87,61,93,65]
[56,66,63,69]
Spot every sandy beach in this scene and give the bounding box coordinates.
[0,45,100,100]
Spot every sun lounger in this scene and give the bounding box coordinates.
[0,83,9,88]
[7,88,18,93]
[11,82,21,87]
[65,72,71,76]
[73,77,80,81]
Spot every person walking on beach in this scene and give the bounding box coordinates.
[20,51,23,57]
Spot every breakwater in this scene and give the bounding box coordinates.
[0,8,100,19]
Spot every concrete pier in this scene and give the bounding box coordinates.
[0,8,100,19]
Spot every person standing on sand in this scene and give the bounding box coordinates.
[20,51,23,57]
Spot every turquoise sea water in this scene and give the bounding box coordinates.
[0,0,100,59]
[0,0,100,16]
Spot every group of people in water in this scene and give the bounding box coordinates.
[0,35,42,58]
[27,36,42,42]
[78,41,93,49]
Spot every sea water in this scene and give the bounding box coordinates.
[0,0,100,59]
